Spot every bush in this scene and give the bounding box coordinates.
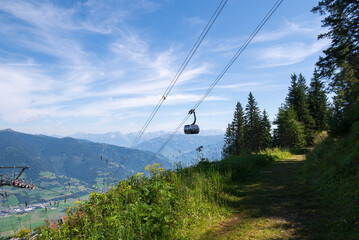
[304,120,359,238]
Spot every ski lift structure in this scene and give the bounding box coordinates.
[0,166,35,196]
[184,109,200,134]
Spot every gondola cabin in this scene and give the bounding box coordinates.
[184,109,200,134]
[184,124,200,134]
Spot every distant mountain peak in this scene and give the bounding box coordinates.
[0,128,15,132]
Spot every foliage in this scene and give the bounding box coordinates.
[13,228,31,239]
[312,0,359,134]
[223,123,235,158]
[286,73,316,145]
[304,120,359,239]
[36,149,282,239]
[223,102,245,157]
[36,163,229,239]
[273,107,306,148]
[258,110,272,150]
[223,93,272,156]
[244,92,262,152]
[308,69,328,131]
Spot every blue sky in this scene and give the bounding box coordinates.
[0,0,329,136]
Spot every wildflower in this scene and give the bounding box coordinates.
[74,201,81,205]
[145,165,150,171]
[153,163,161,167]
[136,172,144,177]
[127,185,132,189]
[158,167,164,172]
[66,207,72,214]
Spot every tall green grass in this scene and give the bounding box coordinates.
[35,149,287,239]
[304,122,359,239]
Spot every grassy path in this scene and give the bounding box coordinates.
[201,155,325,240]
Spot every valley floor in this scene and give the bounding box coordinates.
[200,155,327,240]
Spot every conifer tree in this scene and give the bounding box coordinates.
[312,0,359,134]
[259,110,272,150]
[222,123,234,158]
[222,102,245,157]
[232,102,245,155]
[274,107,306,148]
[244,92,261,152]
[286,73,316,145]
[308,69,328,131]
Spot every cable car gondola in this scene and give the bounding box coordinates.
[184,109,200,134]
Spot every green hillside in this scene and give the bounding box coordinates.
[0,129,170,206]
[34,149,286,239]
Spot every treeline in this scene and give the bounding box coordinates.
[223,72,328,157]
[224,0,359,157]
[222,92,271,157]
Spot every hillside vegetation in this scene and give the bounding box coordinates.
[304,121,359,239]
[35,150,287,239]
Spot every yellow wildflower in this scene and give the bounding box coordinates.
[66,207,72,214]
[74,200,81,205]
[145,165,150,171]
[136,172,144,177]
[152,163,161,167]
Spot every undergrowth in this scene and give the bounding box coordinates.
[304,121,359,239]
[34,149,287,239]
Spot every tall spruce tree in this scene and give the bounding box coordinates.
[286,73,316,145]
[259,110,272,150]
[244,92,261,153]
[222,102,245,157]
[308,69,328,131]
[232,102,245,155]
[274,107,306,148]
[222,123,234,158]
[312,0,359,134]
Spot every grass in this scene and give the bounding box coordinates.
[20,143,357,239]
[34,151,280,239]
[200,152,311,239]
[303,122,359,239]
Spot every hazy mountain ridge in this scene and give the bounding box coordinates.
[136,134,224,164]
[69,129,224,148]
[70,131,168,148]
[0,129,170,182]
[0,129,171,206]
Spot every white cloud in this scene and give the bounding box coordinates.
[183,15,205,27]
[253,17,323,43]
[253,39,330,68]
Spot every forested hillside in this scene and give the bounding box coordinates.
[0,129,170,206]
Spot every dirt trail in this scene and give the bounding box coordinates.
[201,155,324,240]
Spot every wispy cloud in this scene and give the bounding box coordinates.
[253,17,323,43]
[252,39,330,68]
[183,15,206,27]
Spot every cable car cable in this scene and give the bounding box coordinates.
[112,0,229,180]
[148,0,284,164]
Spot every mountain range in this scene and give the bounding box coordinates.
[70,130,225,165]
[0,128,224,207]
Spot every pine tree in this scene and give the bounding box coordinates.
[259,110,272,150]
[222,123,234,158]
[274,107,306,148]
[312,0,359,134]
[308,69,328,131]
[232,102,245,155]
[286,73,316,145]
[244,92,261,152]
[222,102,245,157]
